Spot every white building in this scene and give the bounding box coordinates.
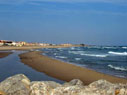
[12,42,22,47]
[0,43,4,46]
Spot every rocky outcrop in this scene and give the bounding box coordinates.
[30,81,61,95]
[0,74,30,95]
[0,74,127,95]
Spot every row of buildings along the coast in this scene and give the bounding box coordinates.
[0,40,74,47]
[0,40,51,47]
[0,40,26,47]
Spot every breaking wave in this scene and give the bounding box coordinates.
[108,65,127,71]
[68,51,85,55]
[80,54,108,58]
[122,47,127,49]
[75,58,82,61]
[70,47,75,50]
[55,56,67,59]
[102,47,117,49]
[69,51,107,57]
[54,53,57,55]
[108,51,127,56]
[87,46,117,49]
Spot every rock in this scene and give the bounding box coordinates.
[88,80,116,95]
[89,79,113,88]
[0,74,127,95]
[63,79,84,87]
[52,86,100,95]
[0,91,6,95]
[125,89,127,95]
[69,79,84,86]
[119,88,125,95]
[52,86,83,95]
[0,74,30,95]
[30,81,61,95]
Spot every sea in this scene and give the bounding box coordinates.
[42,46,127,79]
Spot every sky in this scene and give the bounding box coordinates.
[0,0,127,45]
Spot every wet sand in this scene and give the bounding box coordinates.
[19,51,127,85]
[0,52,12,58]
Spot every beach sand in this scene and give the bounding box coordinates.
[0,52,12,58]
[0,46,78,51]
[19,51,127,85]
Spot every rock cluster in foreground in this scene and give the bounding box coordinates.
[0,74,127,95]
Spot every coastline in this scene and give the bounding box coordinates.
[0,52,12,58]
[19,51,127,85]
[0,45,79,51]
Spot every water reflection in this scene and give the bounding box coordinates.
[0,51,63,83]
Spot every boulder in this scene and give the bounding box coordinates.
[0,91,6,95]
[52,86,83,95]
[63,79,84,87]
[51,86,100,95]
[69,79,84,86]
[0,74,30,95]
[0,74,127,95]
[30,81,61,95]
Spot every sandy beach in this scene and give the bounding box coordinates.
[0,52,12,58]
[19,51,127,85]
[0,45,79,51]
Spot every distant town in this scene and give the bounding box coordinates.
[0,40,86,47]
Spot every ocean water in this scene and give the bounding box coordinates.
[0,51,63,83]
[42,46,127,79]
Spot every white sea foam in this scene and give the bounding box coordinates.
[87,46,101,49]
[54,53,57,55]
[122,47,127,49]
[108,64,127,71]
[71,47,75,50]
[68,51,85,55]
[75,58,82,61]
[56,56,67,59]
[57,48,63,51]
[69,51,107,57]
[80,54,108,58]
[108,51,127,56]
[102,47,117,49]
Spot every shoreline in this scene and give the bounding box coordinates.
[19,51,127,85]
[0,45,80,51]
[0,52,13,58]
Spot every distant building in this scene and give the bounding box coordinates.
[0,40,13,46]
[39,43,50,46]
[0,40,4,46]
[60,43,72,46]
[0,40,27,47]
[19,42,26,46]
[12,42,22,47]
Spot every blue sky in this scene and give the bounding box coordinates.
[0,0,127,45]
